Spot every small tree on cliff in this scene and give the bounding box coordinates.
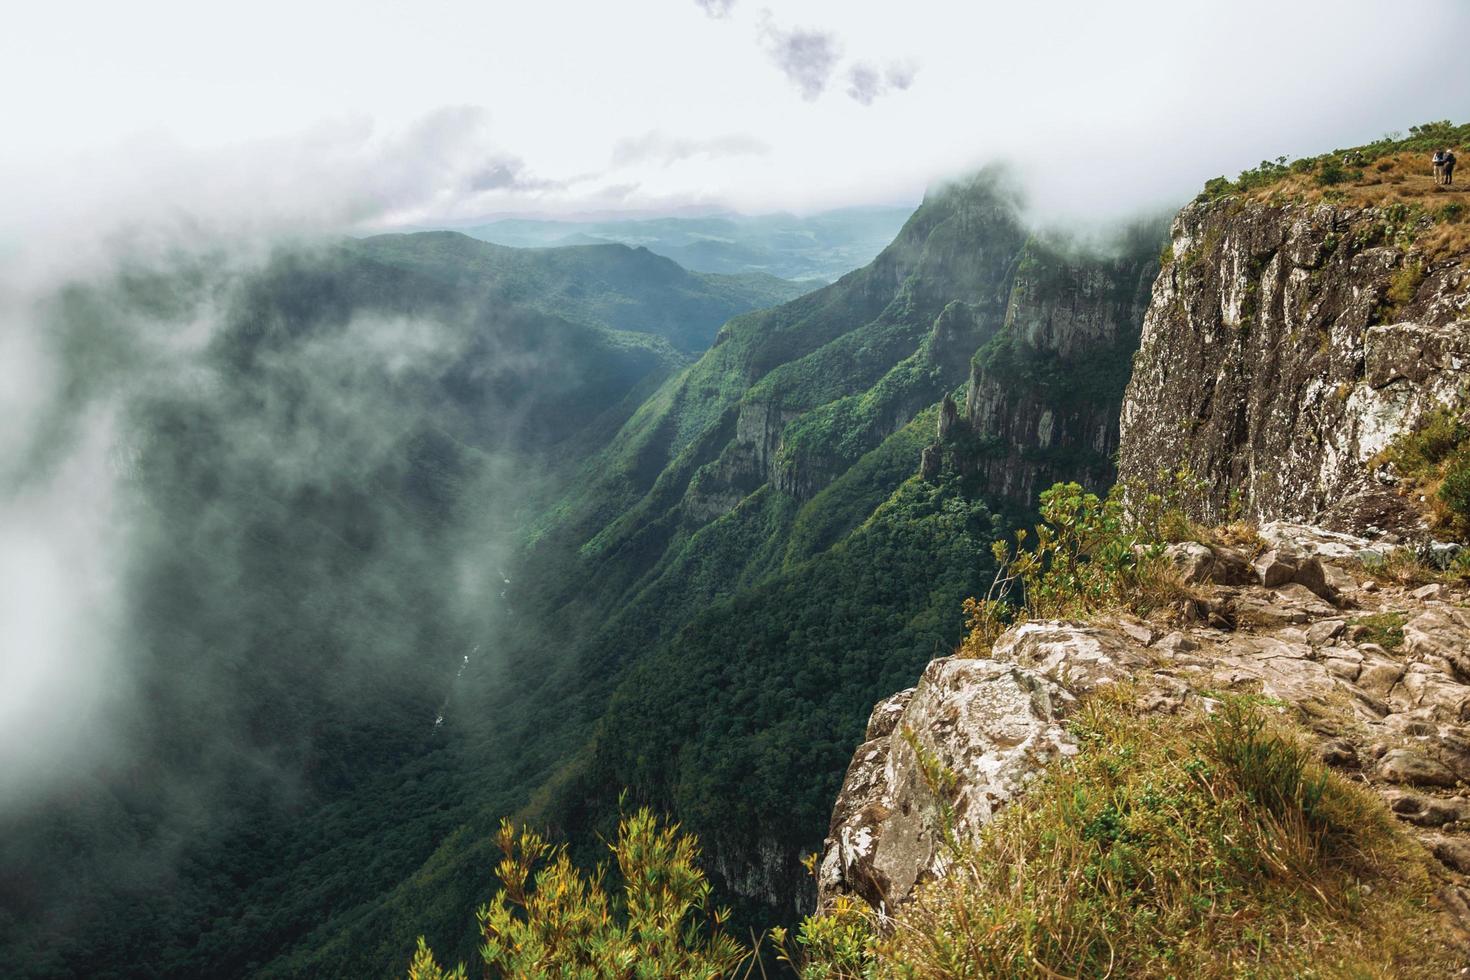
[407,807,748,979]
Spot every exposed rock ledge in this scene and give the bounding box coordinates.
[818,524,1470,928]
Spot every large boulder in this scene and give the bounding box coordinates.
[817,657,1077,914]
[817,623,1148,914]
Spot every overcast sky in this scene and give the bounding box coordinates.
[2,0,1468,238]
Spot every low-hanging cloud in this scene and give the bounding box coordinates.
[758,15,841,101]
[694,0,737,17]
[611,130,770,168]
[465,155,569,192]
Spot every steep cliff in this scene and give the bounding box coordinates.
[816,526,1470,975]
[929,233,1159,504]
[488,174,1171,937]
[812,132,1470,975]
[1118,196,1470,531]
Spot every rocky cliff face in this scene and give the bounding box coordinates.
[818,192,1470,934]
[1118,198,1470,531]
[937,239,1157,505]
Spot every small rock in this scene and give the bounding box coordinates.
[1318,738,1358,767]
[1377,748,1459,787]
[1115,621,1154,646]
[1254,549,1298,588]
[1155,631,1200,654]
[1165,541,1216,585]
[1356,662,1407,698]
[1306,619,1346,645]
[1359,579,1380,593]
[1412,583,1445,601]
[1208,548,1256,586]
[1323,563,1358,595]
[1434,837,1470,875]
[1291,557,1339,603]
[1388,791,1459,826]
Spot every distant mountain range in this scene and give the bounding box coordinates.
[443,206,915,283]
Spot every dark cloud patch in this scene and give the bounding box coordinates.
[694,0,737,17]
[845,59,920,106]
[846,63,884,106]
[758,16,841,101]
[611,131,769,168]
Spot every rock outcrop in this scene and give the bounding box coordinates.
[819,526,1470,922]
[1118,197,1470,531]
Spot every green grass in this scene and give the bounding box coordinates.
[1351,612,1408,650]
[1377,404,1470,540]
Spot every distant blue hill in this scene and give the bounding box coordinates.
[451,206,915,283]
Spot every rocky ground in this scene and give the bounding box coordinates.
[818,522,1470,940]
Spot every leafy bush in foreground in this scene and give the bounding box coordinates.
[408,808,748,979]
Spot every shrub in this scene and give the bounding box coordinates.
[1378,404,1470,538]
[1440,450,1470,529]
[1384,259,1425,310]
[959,476,1202,654]
[1197,176,1236,202]
[1316,161,1349,186]
[407,808,748,979]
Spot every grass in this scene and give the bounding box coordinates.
[957,478,1219,657]
[789,694,1465,978]
[1351,612,1407,650]
[1374,405,1470,542]
[1356,547,1469,589]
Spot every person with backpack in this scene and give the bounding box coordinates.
[1444,148,1457,186]
[1434,149,1447,184]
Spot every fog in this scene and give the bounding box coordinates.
[0,238,537,817]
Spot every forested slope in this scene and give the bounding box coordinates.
[275,171,1165,974]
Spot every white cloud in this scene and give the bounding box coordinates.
[0,1,1465,239]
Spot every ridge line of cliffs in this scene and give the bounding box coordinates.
[817,192,1470,933]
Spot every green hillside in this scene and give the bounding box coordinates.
[2,175,1164,978]
[250,171,1162,976]
[0,231,807,980]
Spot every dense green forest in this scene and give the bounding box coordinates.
[0,234,806,978]
[1,172,1163,977]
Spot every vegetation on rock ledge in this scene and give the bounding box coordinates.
[1377,403,1470,541]
[783,694,1460,978]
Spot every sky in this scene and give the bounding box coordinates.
[2,0,1468,244]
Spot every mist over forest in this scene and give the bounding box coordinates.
[0,226,812,975]
[5,2,1469,977]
